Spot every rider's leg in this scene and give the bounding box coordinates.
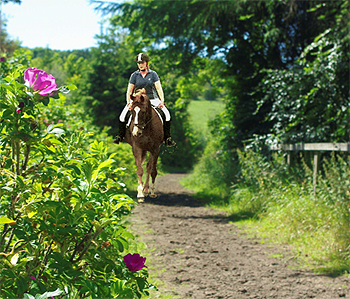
[150,99,176,147]
[161,106,176,147]
[113,105,129,144]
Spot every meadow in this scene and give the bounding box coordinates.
[187,99,224,137]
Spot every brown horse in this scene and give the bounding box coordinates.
[124,89,164,201]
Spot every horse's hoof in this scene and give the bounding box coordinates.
[150,193,157,198]
[137,197,145,203]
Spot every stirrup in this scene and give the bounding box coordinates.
[113,136,123,144]
[165,137,176,147]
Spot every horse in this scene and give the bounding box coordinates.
[124,89,164,202]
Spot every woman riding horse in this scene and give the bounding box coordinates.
[125,89,163,200]
[114,53,176,147]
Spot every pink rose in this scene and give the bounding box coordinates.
[24,67,57,97]
[123,253,146,272]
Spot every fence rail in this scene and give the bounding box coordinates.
[277,143,350,195]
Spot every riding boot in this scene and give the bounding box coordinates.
[113,121,126,144]
[163,121,176,147]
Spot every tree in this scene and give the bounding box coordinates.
[81,29,137,135]
[91,0,346,147]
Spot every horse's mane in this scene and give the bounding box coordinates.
[131,88,150,105]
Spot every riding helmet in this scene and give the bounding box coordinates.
[135,53,150,63]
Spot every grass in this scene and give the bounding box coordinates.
[187,100,224,136]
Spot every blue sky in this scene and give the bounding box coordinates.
[2,0,111,51]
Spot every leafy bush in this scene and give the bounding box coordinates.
[258,29,350,143]
[0,58,155,298]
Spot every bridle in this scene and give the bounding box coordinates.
[135,113,157,130]
[131,104,157,135]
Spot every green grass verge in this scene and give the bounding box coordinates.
[181,174,350,277]
[187,100,224,136]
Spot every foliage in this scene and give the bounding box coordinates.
[92,0,347,149]
[0,57,155,298]
[258,30,350,143]
[158,67,201,170]
[176,58,229,102]
[0,26,20,55]
[30,47,93,104]
[80,29,137,136]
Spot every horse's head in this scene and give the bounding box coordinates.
[130,89,151,137]
[130,88,149,109]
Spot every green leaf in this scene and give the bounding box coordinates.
[41,97,50,106]
[16,276,27,295]
[98,159,115,170]
[122,231,135,240]
[66,164,81,175]
[110,280,127,295]
[0,216,16,225]
[36,288,64,299]
[114,239,124,252]
[67,84,77,91]
[136,277,146,291]
[82,162,94,183]
[239,14,254,20]
[2,109,13,119]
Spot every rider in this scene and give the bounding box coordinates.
[113,53,176,147]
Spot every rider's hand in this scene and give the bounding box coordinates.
[158,102,164,109]
[128,102,132,110]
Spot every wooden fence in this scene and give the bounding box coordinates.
[279,143,350,195]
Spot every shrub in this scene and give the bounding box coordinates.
[0,61,155,298]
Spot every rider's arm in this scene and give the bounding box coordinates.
[126,83,135,105]
[154,80,164,107]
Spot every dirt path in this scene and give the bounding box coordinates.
[130,174,350,299]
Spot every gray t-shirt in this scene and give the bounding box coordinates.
[129,69,160,99]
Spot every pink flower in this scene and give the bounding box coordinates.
[123,253,146,272]
[0,57,5,62]
[24,67,57,97]
[29,276,36,280]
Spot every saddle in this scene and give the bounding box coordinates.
[153,106,166,124]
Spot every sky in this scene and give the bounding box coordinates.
[1,0,110,51]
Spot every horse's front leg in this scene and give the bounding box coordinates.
[134,149,147,202]
[147,148,160,198]
[144,160,151,197]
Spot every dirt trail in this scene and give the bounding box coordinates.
[130,174,350,299]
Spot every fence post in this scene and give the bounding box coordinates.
[313,151,320,196]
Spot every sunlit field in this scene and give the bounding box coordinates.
[187,100,224,136]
